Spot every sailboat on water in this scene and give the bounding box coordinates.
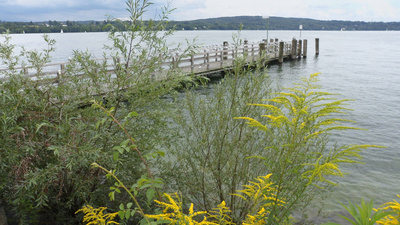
[60,29,64,34]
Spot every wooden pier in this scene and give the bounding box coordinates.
[0,38,318,84]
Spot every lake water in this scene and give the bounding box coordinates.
[2,30,400,221]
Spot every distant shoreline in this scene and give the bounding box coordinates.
[2,16,400,34]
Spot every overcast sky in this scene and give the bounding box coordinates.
[1,0,400,22]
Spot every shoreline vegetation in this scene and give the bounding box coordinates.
[2,16,400,34]
[1,0,400,224]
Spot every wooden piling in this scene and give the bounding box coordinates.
[206,53,210,70]
[291,39,297,59]
[23,66,28,75]
[57,64,65,84]
[315,38,319,55]
[220,50,224,67]
[303,39,308,58]
[171,56,175,69]
[191,54,194,72]
[259,42,266,56]
[223,41,229,60]
[297,39,302,58]
[278,41,284,63]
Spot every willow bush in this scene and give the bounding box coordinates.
[160,37,274,223]
[0,0,194,223]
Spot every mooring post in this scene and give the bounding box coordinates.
[203,49,207,64]
[58,64,65,84]
[191,54,194,73]
[244,39,248,53]
[220,48,224,67]
[297,39,302,58]
[175,52,179,68]
[171,56,175,69]
[291,38,297,59]
[232,49,235,66]
[23,66,28,75]
[278,41,284,63]
[259,42,266,64]
[259,42,266,56]
[223,41,228,60]
[206,53,210,70]
[303,39,308,58]
[251,43,255,61]
[315,38,320,55]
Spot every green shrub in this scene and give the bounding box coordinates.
[0,0,194,223]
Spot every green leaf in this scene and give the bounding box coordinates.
[127,111,139,118]
[36,122,52,132]
[125,209,131,219]
[119,203,125,210]
[109,191,115,201]
[113,146,125,154]
[127,202,133,209]
[121,139,130,147]
[118,210,125,220]
[95,118,107,129]
[113,151,120,162]
[156,151,165,157]
[146,188,156,204]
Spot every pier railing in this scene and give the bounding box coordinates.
[0,38,315,84]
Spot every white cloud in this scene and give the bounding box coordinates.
[169,0,400,22]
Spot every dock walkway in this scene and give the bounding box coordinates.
[0,38,319,85]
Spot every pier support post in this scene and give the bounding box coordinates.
[259,42,266,64]
[291,38,297,59]
[297,39,302,58]
[244,39,249,53]
[191,54,194,73]
[259,42,266,63]
[278,41,284,63]
[223,41,228,60]
[303,39,308,58]
[57,64,65,84]
[259,42,266,56]
[315,38,320,55]
[206,53,210,70]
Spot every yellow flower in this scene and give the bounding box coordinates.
[76,205,119,225]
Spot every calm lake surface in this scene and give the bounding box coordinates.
[3,30,400,220]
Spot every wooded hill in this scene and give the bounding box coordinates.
[1,16,400,34]
[169,16,400,31]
